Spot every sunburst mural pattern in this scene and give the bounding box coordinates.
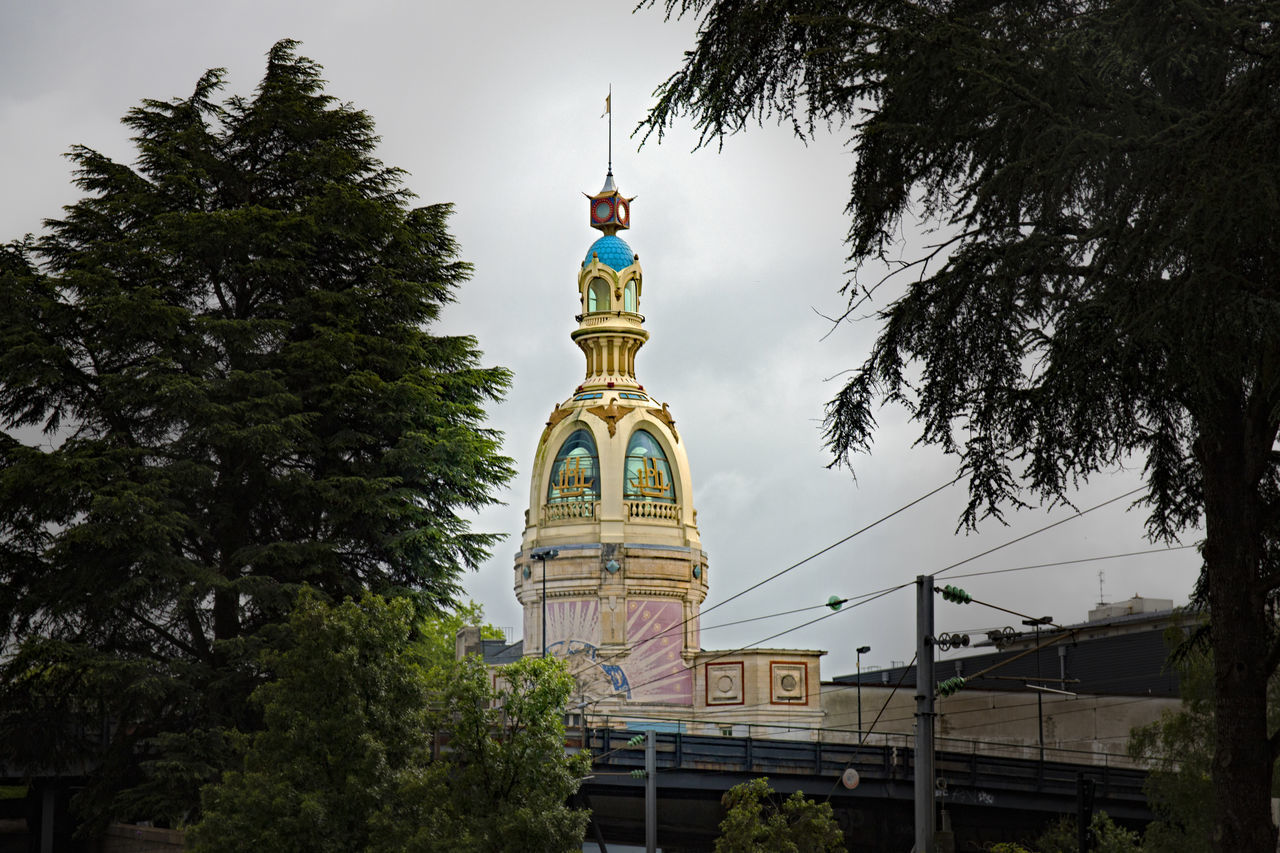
[624,599,691,703]
[537,597,693,705]
[544,599,601,655]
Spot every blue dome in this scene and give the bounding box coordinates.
[583,235,635,271]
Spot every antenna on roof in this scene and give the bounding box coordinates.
[1097,570,1106,605]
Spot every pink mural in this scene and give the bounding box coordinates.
[625,599,692,704]
[534,596,692,705]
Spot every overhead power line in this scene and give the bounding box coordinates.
[933,487,1146,579]
[614,583,912,697]
[945,544,1196,580]
[595,477,958,661]
[701,477,957,618]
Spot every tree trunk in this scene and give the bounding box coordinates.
[213,587,239,644]
[1199,407,1277,853]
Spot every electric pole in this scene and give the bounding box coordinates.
[645,730,656,853]
[915,574,936,853]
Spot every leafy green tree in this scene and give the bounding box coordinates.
[1128,642,1216,853]
[641,3,1280,849]
[191,592,590,853]
[0,40,512,826]
[188,590,430,853]
[1129,633,1280,852]
[1032,811,1144,853]
[370,654,592,853]
[712,777,844,853]
[413,598,505,671]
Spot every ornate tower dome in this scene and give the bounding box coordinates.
[514,172,708,711]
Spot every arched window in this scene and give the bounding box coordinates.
[623,280,637,313]
[547,429,600,504]
[624,429,676,504]
[587,278,610,313]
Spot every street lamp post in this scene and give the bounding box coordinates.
[532,547,560,658]
[1022,616,1053,763]
[856,645,871,742]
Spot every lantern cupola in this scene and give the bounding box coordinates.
[576,172,646,391]
[586,170,633,235]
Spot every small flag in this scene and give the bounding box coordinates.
[602,93,611,117]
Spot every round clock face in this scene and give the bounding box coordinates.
[593,199,613,223]
[616,199,629,224]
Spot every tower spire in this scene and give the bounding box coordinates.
[585,98,631,238]
[605,85,613,175]
[514,153,707,710]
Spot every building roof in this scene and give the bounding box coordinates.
[583,234,634,270]
[694,647,828,657]
[480,638,524,666]
[832,615,1189,698]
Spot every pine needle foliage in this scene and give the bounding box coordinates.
[0,40,513,826]
[640,2,1280,850]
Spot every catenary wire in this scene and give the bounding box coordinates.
[589,478,959,662]
[588,481,1134,665]
[613,583,912,697]
[945,544,1196,580]
[577,487,1167,730]
[931,487,1146,579]
[594,535,1186,704]
[586,541,1181,730]
[694,544,1195,639]
[824,652,918,800]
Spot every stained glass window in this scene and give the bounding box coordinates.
[624,429,675,504]
[547,429,600,504]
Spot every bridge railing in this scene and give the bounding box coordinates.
[587,727,1148,805]
[580,717,1141,771]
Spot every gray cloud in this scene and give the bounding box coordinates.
[0,1,1201,678]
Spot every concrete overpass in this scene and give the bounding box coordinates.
[577,728,1151,851]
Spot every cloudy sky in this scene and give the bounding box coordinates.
[0,1,1202,677]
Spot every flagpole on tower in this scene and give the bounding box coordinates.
[605,85,612,175]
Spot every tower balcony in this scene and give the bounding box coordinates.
[541,499,599,525]
[625,500,682,523]
[540,499,686,527]
[575,310,646,328]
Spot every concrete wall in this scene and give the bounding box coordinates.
[821,682,1177,766]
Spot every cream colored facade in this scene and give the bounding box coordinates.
[693,649,826,735]
[514,171,709,714]
[512,171,826,728]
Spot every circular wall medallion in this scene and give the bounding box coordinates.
[717,675,734,693]
[841,768,860,789]
[780,674,798,691]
